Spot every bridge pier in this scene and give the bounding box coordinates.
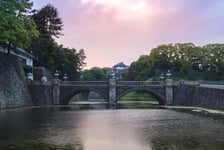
[165,79,173,105]
[109,79,117,107]
[53,80,60,105]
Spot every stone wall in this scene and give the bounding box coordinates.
[173,85,195,106]
[28,84,53,105]
[173,85,224,110]
[0,53,32,109]
[192,87,224,110]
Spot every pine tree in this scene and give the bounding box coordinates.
[32,3,63,39]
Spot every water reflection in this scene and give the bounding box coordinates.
[77,110,151,150]
[0,107,224,150]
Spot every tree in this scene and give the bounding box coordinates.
[149,44,173,70]
[52,46,86,80]
[202,44,224,80]
[173,43,203,78]
[82,67,110,81]
[147,43,205,79]
[125,42,224,81]
[32,3,63,39]
[29,4,86,80]
[125,55,152,81]
[0,0,39,52]
[30,3,63,64]
[126,43,212,80]
[29,4,63,66]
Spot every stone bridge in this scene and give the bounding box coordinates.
[28,80,224,109]
[52,79,174,105]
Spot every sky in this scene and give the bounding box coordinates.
[32,0,224,69]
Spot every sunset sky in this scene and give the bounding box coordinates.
[32,0,224,69]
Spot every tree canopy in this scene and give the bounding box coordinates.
[0,0,39,48]
[29,3,86,80]
[125,55,152,81]
[32,4,63,39]
[125,43,224,81]
[82,67,111,81]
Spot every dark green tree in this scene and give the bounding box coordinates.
[29,3,63,65]
[29,4,86,80]
[202,44,224,80]
[125,55,152,81]
[102,67,111,80]
[147,43,204,79]
[126,43,217,80]
[149,44,173,70]
[82,67,110,81]
[32,3,63,38]
[52,46,86,80]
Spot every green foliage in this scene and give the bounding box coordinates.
[125,55,152,81]
[127,43,224,81]
[150,44,173,70]
[0,0,39,48]
[120,91,157,101]
[82,67,111,81]
[202,44,224,74]
[117,102,160,109]
[150,43,202,73]
[29,4,86,80]
[52,47,86,80]
[29,3,64,65]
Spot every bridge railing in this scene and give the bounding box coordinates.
[116,81,165,87]
[60,81,109,86]
[173,80,200,86]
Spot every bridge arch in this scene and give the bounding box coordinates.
[116,88,165,105]
[60,87,108,104]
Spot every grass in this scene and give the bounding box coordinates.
[120,91,158,102]
[117,101,161,109]
[118,91,162,109]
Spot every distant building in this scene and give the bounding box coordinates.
[112,62,129,80]
[0,43,35,80]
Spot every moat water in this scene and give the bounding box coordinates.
[0,105,224,150]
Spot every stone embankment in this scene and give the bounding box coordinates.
[0,53,32,109]
[28,83,53,105]
[173,85,224,110]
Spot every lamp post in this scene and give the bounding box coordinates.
[54,70,60,79]
[192,57,199,79]
[160,73,164,81]
[63,73,68,81]
[80,74,84,81]
[166,70,172,79]
[110,69,116,80]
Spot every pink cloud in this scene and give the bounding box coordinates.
[32,0,224,69]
